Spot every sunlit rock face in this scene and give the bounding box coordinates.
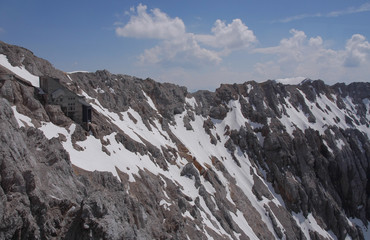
[0,40,369,240]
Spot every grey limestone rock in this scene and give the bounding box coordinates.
[181,163,201,188]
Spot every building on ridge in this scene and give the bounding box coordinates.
[39,76,92,130]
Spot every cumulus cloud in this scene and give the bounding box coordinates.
[196,19,257,51]
[116,4,256,65]
[255,29,307,56]
[116,4,185,39]
[115,5,369,89]
[139,34,222,65]
[253,29,370,84]
[343,34,370,67]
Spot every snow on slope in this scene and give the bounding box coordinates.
[278,89,370,138]
[11,106,34,128]
[169,107,284,239]
[8,87,350,240]
[63,90,367,239]
[349,218,370,240]
[292,212,335,240]
[5,62,368,239]
[0,54,40,87]
[7,89,286,238]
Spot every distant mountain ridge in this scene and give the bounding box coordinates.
[0,40,369,240]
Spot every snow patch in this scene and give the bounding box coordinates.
[277,90,370,138]
[336,139,346,150]
[222,99,246,130]
[94,87,105,94]
[142,91,157,111]
[159,199,171,211]
[292,212,334,240]
[185,96,198,109]
[349,218,370,240]
[248,120,264,129]
[0,54,40,87]
[39,122,70,139]
[230,210,260,240]
[323,140,334,154]
[246,84,253,94]
[11,106,34,128]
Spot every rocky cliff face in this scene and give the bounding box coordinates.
[0,40,369,240]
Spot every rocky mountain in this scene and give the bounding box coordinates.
[0,40,369,240]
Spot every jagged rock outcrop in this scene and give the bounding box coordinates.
[0,41,68,82]
[0,40,369,240]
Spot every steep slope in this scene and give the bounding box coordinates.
[0,41,369,240]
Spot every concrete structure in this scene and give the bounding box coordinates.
[39,76,92,129]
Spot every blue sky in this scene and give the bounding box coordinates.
[1,0,369,90]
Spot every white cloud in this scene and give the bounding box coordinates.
[309,36,323,47]
[115,5,369,90]
[196,19,257,51]
[141,28,370,90]
[138,34,221,65]
[277,3,370,23]
[116,4,256,66]
[277,13,322,23]
[116,3,185,39]
[327,2,370,17]
[275,77,306,85]
[344,34,370,67]
[254,29,312,64]
[152,65,255,91]
[253,29,370,84]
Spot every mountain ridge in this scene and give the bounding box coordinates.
[0,40,369,240]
